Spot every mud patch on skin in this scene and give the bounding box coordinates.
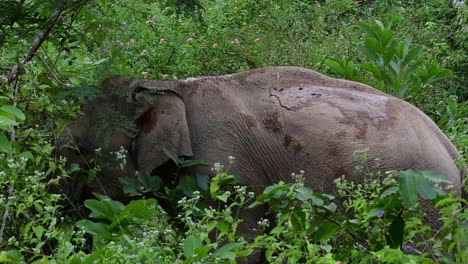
[240,113,257,129]
[335,131,347,139]
[283,134,304,155]
[263,111,282,132]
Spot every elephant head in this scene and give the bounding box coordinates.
[58,77,193,201]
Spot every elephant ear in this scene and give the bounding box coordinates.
[132,92,193,173]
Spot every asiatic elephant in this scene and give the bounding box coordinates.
[60,66,462,223]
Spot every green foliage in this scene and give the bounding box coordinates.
[1,0,467,263]
[325,19,453,99]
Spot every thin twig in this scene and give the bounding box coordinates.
[8,4,65,84]
[37,50,67,86]
[0,182,15,245]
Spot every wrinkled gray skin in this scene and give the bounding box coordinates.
[62,66,461,237]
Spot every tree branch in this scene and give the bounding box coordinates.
[8,4,65,85]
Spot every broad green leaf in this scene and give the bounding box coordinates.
[0,96,9,103]
[389,61,400,75]
[137,171,162,191]
[119,177,140,196]
[0,116,17,129]
[216,192,229,202]
[92,58,107,65]
[0,105,25,120]
[0,133,12,153]
[196,173,209,191]
[95,194,125,212]
[217,221,229,234]
[214,242,244,259]
[178,175,198,197]
[364,37,381,54]
[32,226,45,239]
[183,234,201,258]
[324,58,345,76]
[358,22,379,39]
[163,148,181,166]
[296,186,314,201]
[180,159,209,168]
[375,20,385,30]
[290,208,306,232]
[194,246,211,259]
[380,186,399,198]
[383,48,396,67]
[210,179,220,199]
[380,29,395,47]
[84,199,117,220]
[360,63,382,79]
[386,215,405,248]
[0,250,24,262]
[367,207,385,218]
[84,196,124,221]
[403,46,423,66]
[313,221,339,241]
[399,170,418,208]
[416,175,438,200]
[427,69,453,84]
[76,220,111,238]
[109,199,156,229]
[419,171,452,184]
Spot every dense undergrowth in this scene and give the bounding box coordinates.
[0,0,467,263]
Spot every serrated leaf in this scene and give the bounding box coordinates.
[399,170,418,208]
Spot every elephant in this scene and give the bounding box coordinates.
[59,66,462,231]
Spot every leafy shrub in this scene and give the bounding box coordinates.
[1,0,467,263]
[325,19,453,99]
